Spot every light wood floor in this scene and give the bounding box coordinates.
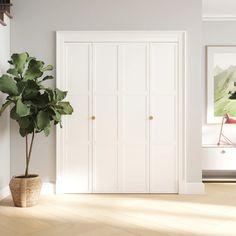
[1,183,236,236]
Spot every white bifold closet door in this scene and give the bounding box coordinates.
[120,44,149,192]
[92,44,119,192]
[149,43,178,193]
[62,41,178,193]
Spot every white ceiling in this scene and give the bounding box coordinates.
[203,0,236,19]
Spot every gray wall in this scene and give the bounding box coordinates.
[202,21,236,145]
[11,0,202,183]
[0,16,10,195]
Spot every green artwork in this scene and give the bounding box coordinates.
[214,57,236,117]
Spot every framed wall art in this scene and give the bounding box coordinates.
[207,45,236,123]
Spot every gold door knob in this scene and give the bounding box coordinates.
[91,116,96,120]
[149,116,154,120]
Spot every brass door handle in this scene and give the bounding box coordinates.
[149,116,154,120]
[91,116,96,120]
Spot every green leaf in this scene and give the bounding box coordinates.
[50,108,61,122]
[10,106,20,120]
[30,92,49,108]
[46,88,55,102]
[10,52,29,74]
[22,80,40,99]
[36,110,50,130]
[24,59,44,81]
[0,101,13,116]
[0,74,19,95]
[56,102,73,115]
[42,65,53,72]
[19,127,27,137]
[43,124,51,136]
[17,81,27,94]
[41,75,54,82]
[7,68,19,77]
[18,116,31,129]
[16,99,30,117]
[19,125,34,137]
[55,88,67,101]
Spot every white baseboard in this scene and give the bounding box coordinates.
[2,182,204,197]
[180,182,205,194]
[0,186,10,200]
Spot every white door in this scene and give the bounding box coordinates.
[57,31,185,194]
[92,44,119,192]
[62,43,92,193]
[149,43,178,193]
[120,43,149,192]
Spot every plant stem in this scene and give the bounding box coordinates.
[24,131,35,177]
[25,135,29,177]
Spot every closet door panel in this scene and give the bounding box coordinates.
[122,146,147,192]
[93,95,118,192]
[122,44,147,92]
[149,43,177,193]
[64,43,91,193]
[150,146,177,193]
[66,43,90,94]
[150,95,176,145]
[94,96,118,143]
[123,96,147,143]
[93,145,118,192]
[93,44,119,192]
[64,143,90,193]
[121,44,148,192]
[150,43,177,93]
[93,44,118,92]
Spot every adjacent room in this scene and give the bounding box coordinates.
[0,0,236,235]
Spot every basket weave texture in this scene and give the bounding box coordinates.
[9,175,42,207]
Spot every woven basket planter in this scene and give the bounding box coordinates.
[9,175,42,207]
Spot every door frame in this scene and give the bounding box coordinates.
[56,31,187,194]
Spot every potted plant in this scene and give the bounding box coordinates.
[0,52,73,207]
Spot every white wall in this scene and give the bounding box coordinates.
[203,0,236,18]
[0,15,10,199]
[10,0,203,186]
[202,21,236,145]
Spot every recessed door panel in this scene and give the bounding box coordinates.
[150,146,177,193]
[121,44,147,92]
[94,95,118,144]
[66,43,90,94]
[123,96,147,143]
[150,43,177,93]
[64,144,90,193]
[93,145,118,192]
[150,95,176,145]
[122,145,147,192]
[93,44,118,93]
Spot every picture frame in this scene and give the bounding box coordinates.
[207,45,236,124]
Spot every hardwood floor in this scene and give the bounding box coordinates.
[1,183,236,236]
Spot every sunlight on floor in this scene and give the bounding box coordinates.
[1,183,236,236]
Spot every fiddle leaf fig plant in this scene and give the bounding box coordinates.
[0,52,73,177]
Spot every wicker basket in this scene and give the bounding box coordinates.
[9,175,42,207]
